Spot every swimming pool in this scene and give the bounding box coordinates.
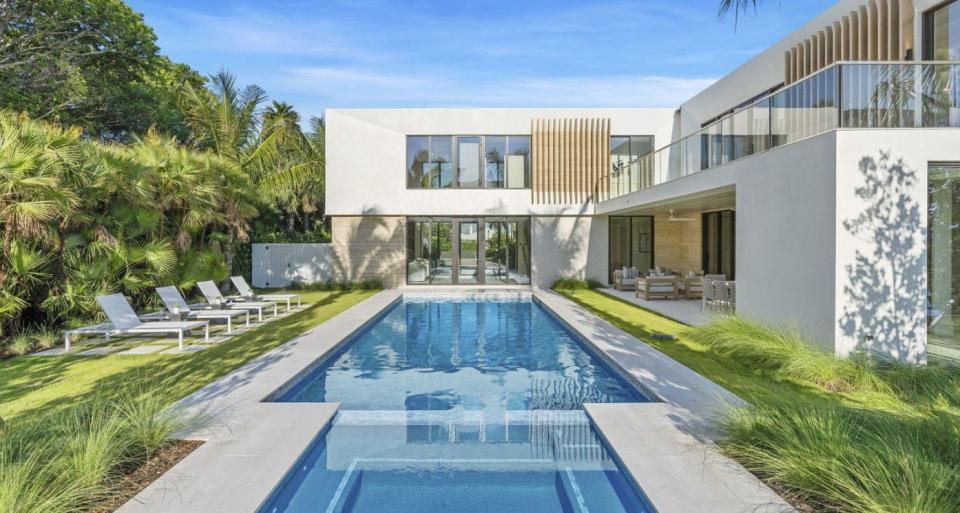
[260,297,654,513]
[278,298,647,410]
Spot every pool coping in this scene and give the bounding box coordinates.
[117,288,788,513]
[585,403,794,513]
[115,290,402,513]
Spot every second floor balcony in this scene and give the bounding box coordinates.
[597,62,960,203]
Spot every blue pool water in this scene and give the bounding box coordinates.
[279,299,646,411]
[261,298,654,513]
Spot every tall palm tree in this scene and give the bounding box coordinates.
[178,70,267,163]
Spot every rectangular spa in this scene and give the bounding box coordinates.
[260,296,655,513]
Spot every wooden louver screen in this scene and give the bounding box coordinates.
[784,0,915,85]
[531,118,610,205]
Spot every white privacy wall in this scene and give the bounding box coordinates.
[531,216,609,288]
[251,243,333,288]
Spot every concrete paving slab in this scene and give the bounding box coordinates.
[29,347,70,356]
[602,288,710,326]
[586,403,794,513]
[116,344,171,355]
[163,345,209,354]
[116,403,338,513]
[76,345,124,356]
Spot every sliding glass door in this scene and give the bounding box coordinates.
[702,210,735,279]
[407,217,530,285]
[609,216,654,282]
[459,221,479,284]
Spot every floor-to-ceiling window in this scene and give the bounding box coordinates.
[459,221,479,284]
[702,210,735,279]
[924,0,960,60]
[928,163,960,354]
[407,217,530,285]
[484,219,531,285]
[608,216,654,282]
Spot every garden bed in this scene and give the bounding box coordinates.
[92,440,203,513]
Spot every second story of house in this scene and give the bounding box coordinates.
[325,108,675,217]
[326,0,960,215]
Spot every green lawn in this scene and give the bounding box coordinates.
[0,289,377,422]
[557,288,947,414]
[559,288,960,513]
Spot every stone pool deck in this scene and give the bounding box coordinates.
[116,288,792,513]
[115,290,403,513]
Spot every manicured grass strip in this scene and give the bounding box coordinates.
[558,288,960,513]
[556,288,846,407]
[0,289,376,421]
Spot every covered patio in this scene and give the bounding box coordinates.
[605,188,736,322]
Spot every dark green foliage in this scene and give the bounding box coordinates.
[552,278,602,290]
[0,0,203,140]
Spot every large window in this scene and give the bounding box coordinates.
[610,136,654,173]
[924,0,960,60]
[928,163,960,354]
[407,135,530,189]
[407,217,530,285]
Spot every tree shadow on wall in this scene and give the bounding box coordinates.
[839,151,926,363]
[329,207,405,287]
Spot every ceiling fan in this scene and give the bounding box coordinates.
[666,209,695,222]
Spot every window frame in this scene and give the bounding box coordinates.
[405,135,532,190]
[923,0,960,60]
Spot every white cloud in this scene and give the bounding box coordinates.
[282,66,716,108]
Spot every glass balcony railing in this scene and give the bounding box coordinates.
[596,62,960,203]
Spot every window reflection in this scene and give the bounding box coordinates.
[928,163,960,354]
[507,136,530,189]
[406,136,429,188]
[407,218,530,285]
[457,137,481,188]
[429,136,453,188]
[924,0,960,60]
[484,136,506,188]
[408,135,530,189]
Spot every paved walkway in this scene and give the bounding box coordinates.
[602,288,710,326]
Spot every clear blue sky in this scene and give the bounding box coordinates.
[128,0,836,121]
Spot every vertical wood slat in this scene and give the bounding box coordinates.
[531,117,610,204]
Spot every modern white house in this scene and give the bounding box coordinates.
[318,0,960,365]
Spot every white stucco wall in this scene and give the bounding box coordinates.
[531,215,608,288]
[325,108,675,218]
[832,130,960,364]
[734,133,839,350]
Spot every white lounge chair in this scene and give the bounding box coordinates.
[230,276,301,311]
[63,294,209,351]
[196,280,277,322]
[153,286,250,334]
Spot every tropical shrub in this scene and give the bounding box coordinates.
[552,278,603,290]
[0,110,256,339]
